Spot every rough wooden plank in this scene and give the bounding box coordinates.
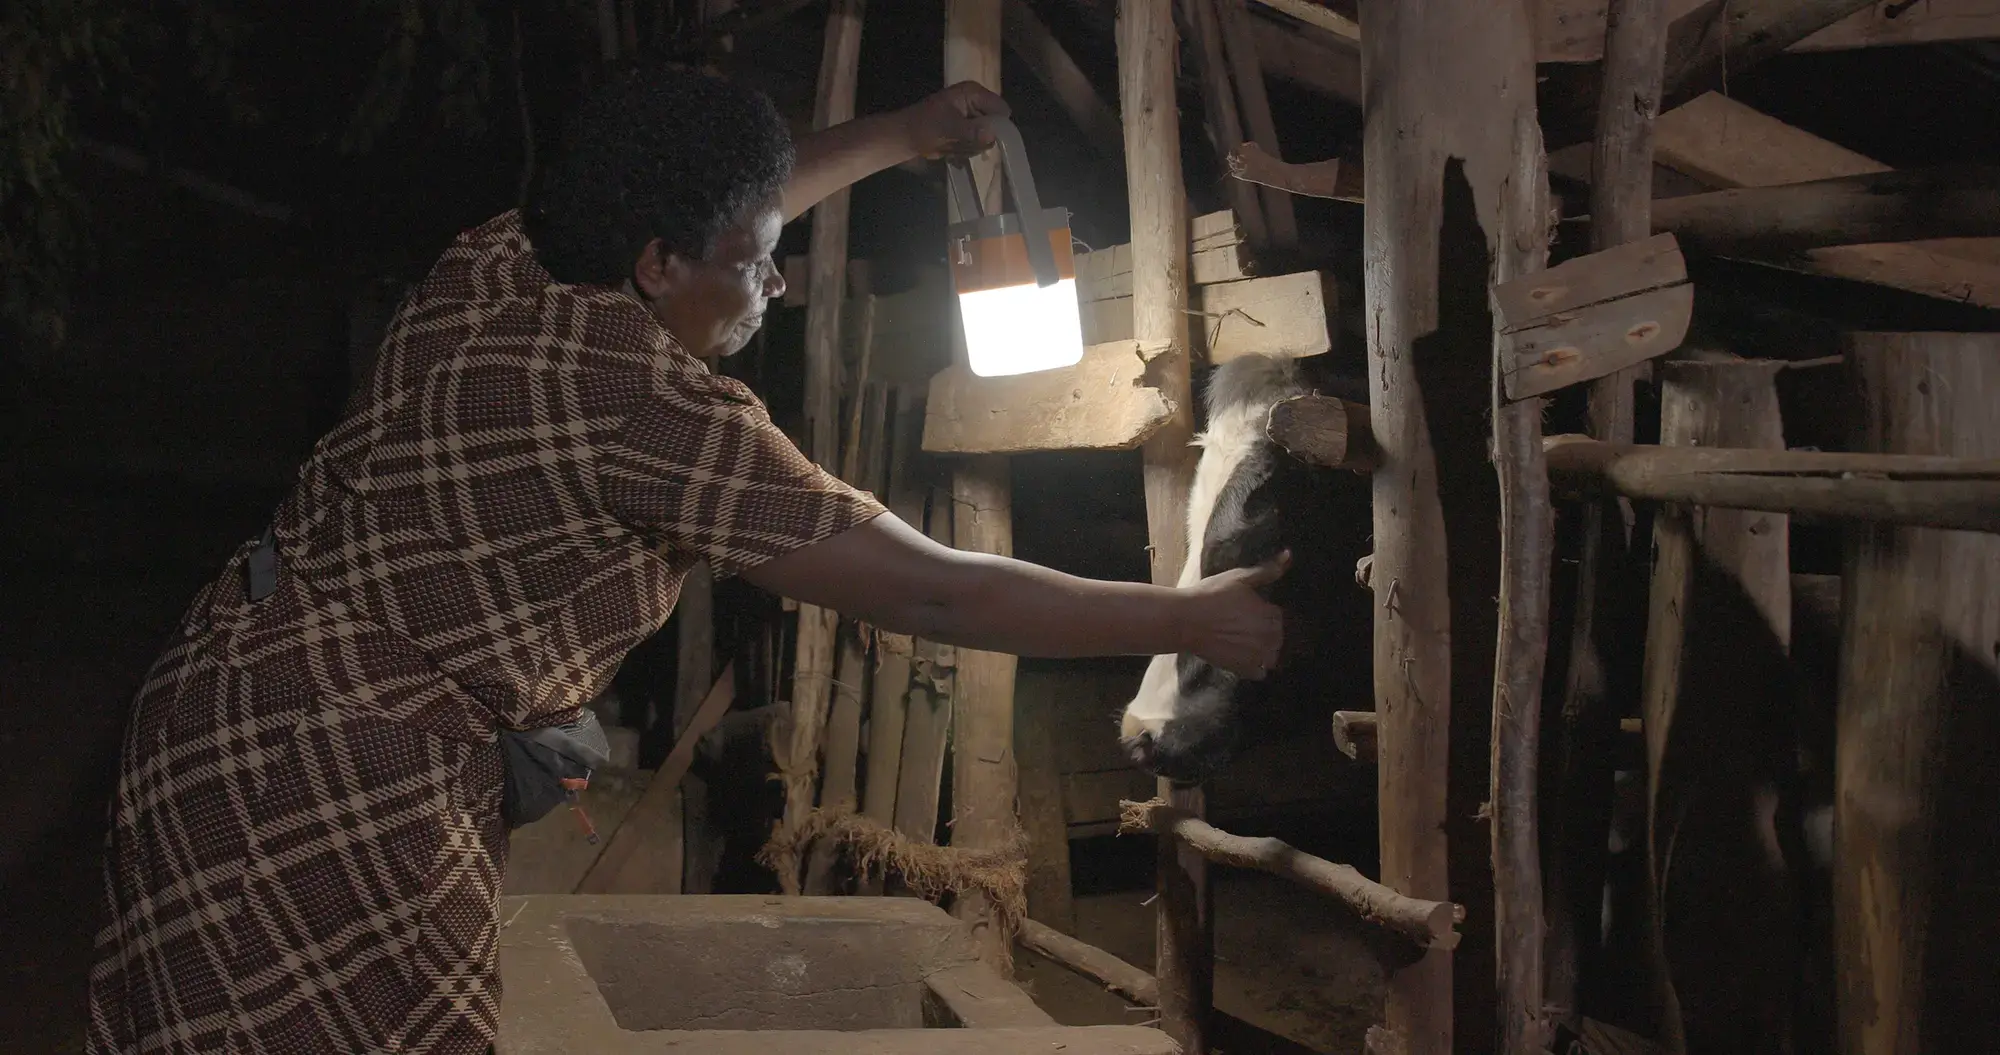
[1502,285,1693,400]
[1199,272,1335,363]
[920,339,1177,455]
[1543,435,2000,531]
[892,484,957,846]
[674,561,720,893]
[1122,2,1207,1048]
[1250,0,1360,39]
[1837,331,2000,1055]
[1496,233,1691,400]
[859,389,928,842]
[1265,394,1378,470]
[1649,166,2000,257]
[1016,678,1076,933]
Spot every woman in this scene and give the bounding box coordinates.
[86,65,1285,1055]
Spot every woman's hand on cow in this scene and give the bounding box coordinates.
[1177,552,1290,680]
[901,81,1011,160]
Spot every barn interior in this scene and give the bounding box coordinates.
[5,1,2000,1053]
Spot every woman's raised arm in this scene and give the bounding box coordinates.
[779,82,1011,222]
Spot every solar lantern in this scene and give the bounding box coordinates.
[947,116,1085,378]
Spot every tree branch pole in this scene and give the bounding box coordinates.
[773,0,864,897]
[1121,0,1208,1050]
[1548,0,1665,1030]
[943,0,1021,970]
[1121,799,1464,952]
[1543,436,2000,533]
[1018,919,1161,1006]
[1650,165,2000,258]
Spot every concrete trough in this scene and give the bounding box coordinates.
[496,894,1178,1054]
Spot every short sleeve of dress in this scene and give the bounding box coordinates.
[595,363,886,574]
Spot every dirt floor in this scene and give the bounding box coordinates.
[1016,873,1384,1055]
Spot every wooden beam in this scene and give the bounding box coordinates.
[1548,0,1666,1033]
[1226,142,1364,202]
[1540,0,2000,61]
[1121,0,1208,1049]
[1648,166,2000,257]
[772,0,865,898]
[1644,94,2000,308]
[1544,434,2000,532]
[1217,0,1300,253]
[1836,331,2000,1055]
[1539,0,1880,150]
[1249,0,1360,39]
[1265,394,1377,471]
[1001,0,1123,161]
[1245,9,1363,104]
[1187,0,1271,253]
[1494,232,1693,400]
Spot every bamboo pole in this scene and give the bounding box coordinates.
[1121,1,1207,1050]
[1836,332,2000,1055]
[1548,0,1666,1028]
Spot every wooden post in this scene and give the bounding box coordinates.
[773,0,864,897]
[1121,0,1207,1049]
[1836,332,2000,1055]
[1547,0,1665,1028]
[893,482,957,848]
[1636,354,1795,1052]
[860,388,929,841]
[674,560,719,893]
[943,0,1021,970]
[1016,678,1077,933]
[1360,2,1545,1052]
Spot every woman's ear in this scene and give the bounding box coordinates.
[632,238,690,300]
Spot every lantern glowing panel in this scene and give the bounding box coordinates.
[950,211,1086,378]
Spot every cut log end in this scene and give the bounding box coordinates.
[1267,394,1379,470]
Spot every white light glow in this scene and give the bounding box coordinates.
[958,278,1086,378]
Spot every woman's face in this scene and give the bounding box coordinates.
[633,201,786,358]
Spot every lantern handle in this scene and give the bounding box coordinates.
[944,116,1063,290]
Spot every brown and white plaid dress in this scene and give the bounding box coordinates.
[86,211,884,1054]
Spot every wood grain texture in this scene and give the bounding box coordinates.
[920,340,1178,455]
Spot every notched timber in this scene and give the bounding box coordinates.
[921,339,1177,454]
[1497,233,1693,399]
[1226,141,1365,202]
[1266,394,1378,470]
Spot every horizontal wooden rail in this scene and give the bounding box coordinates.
[1544,435,2000,533]
[1017,919,1160,1005]
[1118,798,1462,950]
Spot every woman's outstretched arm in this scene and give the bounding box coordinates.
[740,513,1288,678]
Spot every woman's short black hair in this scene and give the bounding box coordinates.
[526,63,796,285]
